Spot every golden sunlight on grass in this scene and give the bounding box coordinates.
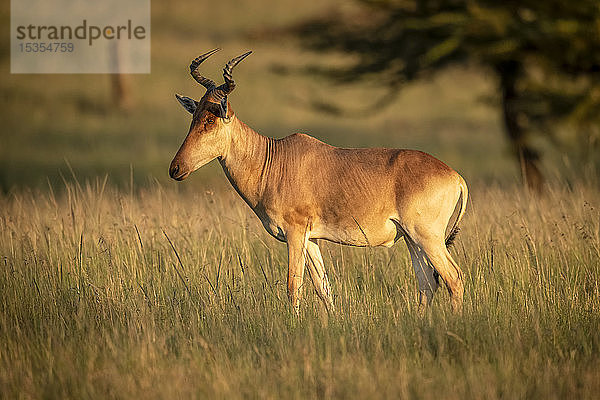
[1,181,598,398]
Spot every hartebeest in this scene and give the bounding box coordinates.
[169,49,468,314]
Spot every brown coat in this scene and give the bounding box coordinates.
[170,50,467,314]
[170,99,467,313]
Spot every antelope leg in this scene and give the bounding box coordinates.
[286,231,308,315]
[306,240,334,313]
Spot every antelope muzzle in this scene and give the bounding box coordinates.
[169,159,189,181]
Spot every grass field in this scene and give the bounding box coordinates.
[0,180,599,399]
[1,0,599,398]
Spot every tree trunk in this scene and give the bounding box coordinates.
[497,61,544,193]
[110,73,131,110]
[109,41,131,111]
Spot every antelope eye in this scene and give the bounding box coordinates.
[206,117,215,125]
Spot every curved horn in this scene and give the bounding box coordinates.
[217,51,252,95]
[189,48,221,89]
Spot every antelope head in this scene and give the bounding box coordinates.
[169,49,252,181]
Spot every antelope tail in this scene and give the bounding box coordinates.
[445,176,468,248]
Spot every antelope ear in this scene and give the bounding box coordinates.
[175,94,197,114]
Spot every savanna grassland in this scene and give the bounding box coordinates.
[0,182,599,399]
[1,0,599,398]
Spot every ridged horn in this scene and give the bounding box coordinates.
[189,48,221,89]
[216,51,252,95]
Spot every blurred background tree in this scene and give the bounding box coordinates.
[290,0,600,192]
[2,0,598,192]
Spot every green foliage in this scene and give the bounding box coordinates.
[293,0,600,182]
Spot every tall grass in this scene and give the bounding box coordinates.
[2,0,598,397]
[1,180,598,399]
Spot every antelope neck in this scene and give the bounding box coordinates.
[218,115,276,209]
